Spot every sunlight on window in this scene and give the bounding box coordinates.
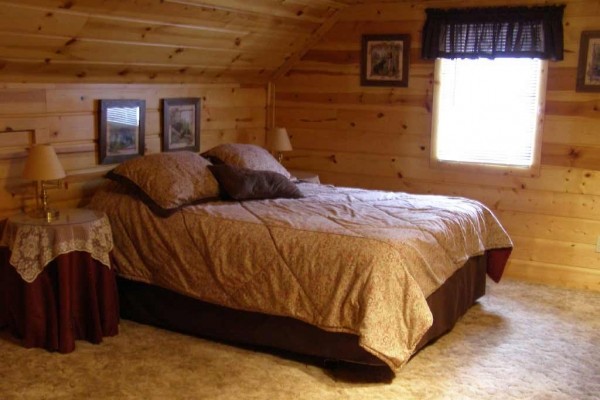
[434,58,543,168]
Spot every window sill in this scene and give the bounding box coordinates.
[429,158,541,178]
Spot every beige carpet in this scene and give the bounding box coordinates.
[1,279,598,400]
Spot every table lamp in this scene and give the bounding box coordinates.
[268,127,292,163]
[22,144,66,221]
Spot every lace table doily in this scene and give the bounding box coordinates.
[0,209,114,283]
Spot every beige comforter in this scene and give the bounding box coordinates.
[90,181,512,371]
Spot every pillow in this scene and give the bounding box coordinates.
[202,143,292,179]
[106,152,219,216]
[207,164,303,201]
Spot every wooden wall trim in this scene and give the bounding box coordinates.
[272,8,342,81]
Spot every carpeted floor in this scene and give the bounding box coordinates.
[1,279,598,400]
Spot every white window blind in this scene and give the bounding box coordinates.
[433,58,544,168]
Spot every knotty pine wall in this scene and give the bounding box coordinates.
[0,83,266,218]
[275,0,600,291]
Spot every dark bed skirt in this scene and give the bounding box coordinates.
[117,255,487,367]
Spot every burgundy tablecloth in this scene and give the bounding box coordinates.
[0,247,119,353]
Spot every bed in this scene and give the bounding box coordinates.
[89,145,512,372]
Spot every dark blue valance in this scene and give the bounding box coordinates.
[422,5,565,60]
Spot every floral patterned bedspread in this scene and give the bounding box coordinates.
[89,181,512,371]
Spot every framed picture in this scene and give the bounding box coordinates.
[99,99,145,165]
[361,34,410,87]
[576,31,600,92]
[162,98,201,152]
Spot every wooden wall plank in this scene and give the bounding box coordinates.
[0,3,88,37]
[278,107,431,134]
[505,260,600,291]
[0,60,272,85]
[0,33,286,69]
[497,211,600,246]
[288,128,429,158]
[8,0,323,33]
[276,91,429,110]
[541,143,600,171]
[511,235,600,271]
[0,89,47,114]
[165,0,337,22]
[543,116,600,146]
[79,19,300,51]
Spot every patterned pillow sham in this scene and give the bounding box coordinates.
[202,143,292,179]
[106,151,219,216]
[208,164,303,201]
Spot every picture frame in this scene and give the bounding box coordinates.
[162,98,201,152]
[576,30,600,92]
[361,34,410,87]
[99,99,145,165]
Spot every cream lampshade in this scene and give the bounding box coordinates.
[23,144,66,221]
[23,144,66,181]
[268,127,292,163]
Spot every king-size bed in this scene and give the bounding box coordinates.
[89,144,512,372]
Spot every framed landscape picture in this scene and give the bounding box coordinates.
[576,31,600,92]
[361,34,410,87]
[162,98,201,152]
[99,99,145,165]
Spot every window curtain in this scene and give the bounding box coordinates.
[422,5,565,60]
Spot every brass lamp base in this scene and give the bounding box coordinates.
[29,208,60,222]
[30,180,63,222]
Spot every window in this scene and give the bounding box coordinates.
[431,57,546,175]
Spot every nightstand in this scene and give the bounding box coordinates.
[289,169,320,184]
[0,208,119,353]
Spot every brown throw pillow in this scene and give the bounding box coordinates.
[202,143,292,179]
[106,152,219,216]
[208,164,303,201]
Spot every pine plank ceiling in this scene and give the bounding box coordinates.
[0,0,373,85]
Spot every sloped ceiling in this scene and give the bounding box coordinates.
[0,0,367,84]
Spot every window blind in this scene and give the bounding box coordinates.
[434,58,543,167]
